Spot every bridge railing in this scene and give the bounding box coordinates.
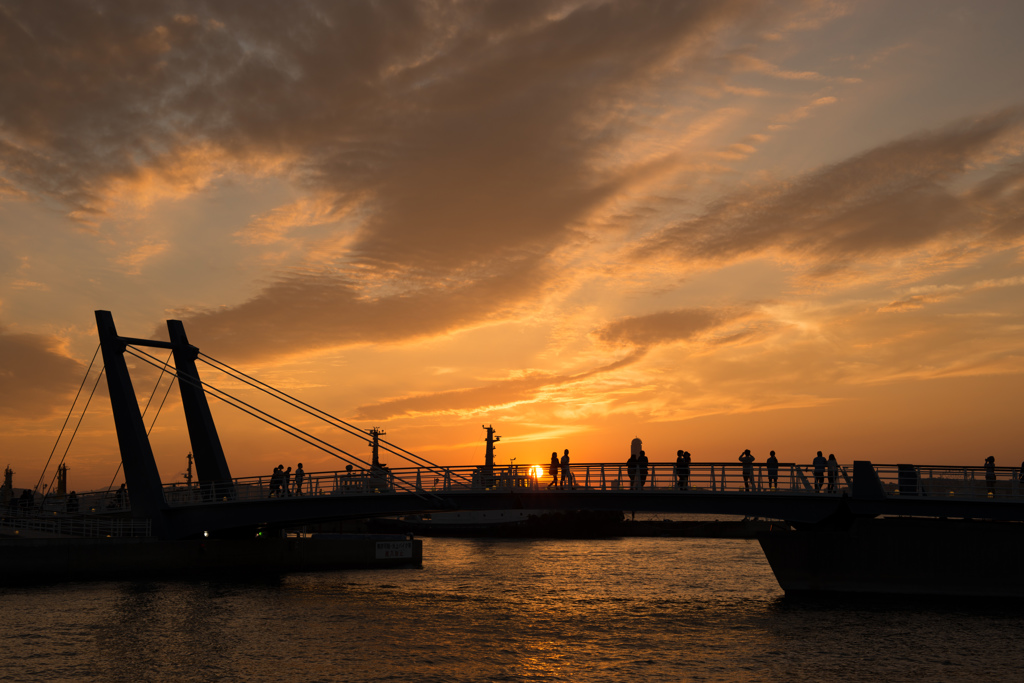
[152,461,1024,507]
[0,510,151,538]
[70,461,1024,509]
[530,462,849,495]
[159,461,856,506]
[870,463,1024,500]
[162,464,544,505]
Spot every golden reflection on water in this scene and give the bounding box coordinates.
[2,538,1021,681]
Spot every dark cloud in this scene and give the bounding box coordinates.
[174,257,548,362]
[1,0,817,363]
[640,109,1024,271]
[0,326,84,417]
[595,307,729,347]
[1,0,786,268]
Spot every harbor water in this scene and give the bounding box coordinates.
[2,535,1023,682]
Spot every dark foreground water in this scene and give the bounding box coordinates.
[2,536,1024,682]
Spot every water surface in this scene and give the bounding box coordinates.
[2,537,1021,681]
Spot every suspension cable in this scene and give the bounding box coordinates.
[126,347,372,473]
[127,348,448,499]
[197,351,455,476]
[47,365,105,496]
[35,343,101,494]
[198,353,391,443]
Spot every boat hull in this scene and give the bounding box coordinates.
[758,518,1024,598]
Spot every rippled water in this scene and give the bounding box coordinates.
[3,536,1023,681]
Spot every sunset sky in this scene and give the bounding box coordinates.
[2,0,1023,492]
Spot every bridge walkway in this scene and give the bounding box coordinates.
[10,460,1024,540]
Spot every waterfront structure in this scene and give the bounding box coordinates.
[4,311,1024,594]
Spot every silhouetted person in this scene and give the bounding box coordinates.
[637,450,649,489]
[827,454,839,493]
[282,466,292,496]
[548,452,559,488]
[294,463,305,496]
[985,456,996,497]
[114,483,127,509]
[739,449,754,492]
[813,451,827,493]
[269,465,282,497]
[626,451,637,489]
[66,490,79,513]
[766,451,779,490]
[675,450,691,490]
[560,449,572,489]
[1019,460,1024,485]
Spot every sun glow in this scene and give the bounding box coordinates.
[533,465,545,479]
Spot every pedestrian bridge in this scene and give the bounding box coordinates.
[9,311,1023,540]
[10,460,1024,540]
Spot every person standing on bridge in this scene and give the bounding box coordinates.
[548,452,559,488]
[113,483,127,509]
[282,466,292,496]
[560,449,573,490]
[812,452,827,493]
[739,450,755,492]
[626,451,638,489]
[766,451,779,491]
[294,463,305,496]
[985,456,996,497]
[637,450,649,489]
[827,454,839,493]
[676,450,691,490]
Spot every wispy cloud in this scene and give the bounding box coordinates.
[355,350,646,420]
[639,108,1024,274]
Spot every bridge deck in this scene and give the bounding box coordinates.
[7,461,1024,540]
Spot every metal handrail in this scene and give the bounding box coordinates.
[157,461,851,506]
[27,462,1024,511]
[0,511,151,538]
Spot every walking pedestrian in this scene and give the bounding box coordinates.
[548,452,559,488]
[560,449,572,489]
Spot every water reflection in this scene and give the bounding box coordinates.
[1,538,1023,681]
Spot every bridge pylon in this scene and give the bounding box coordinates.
[95,310,171,536]
[95,311,237,538]
[167,319,234,495]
